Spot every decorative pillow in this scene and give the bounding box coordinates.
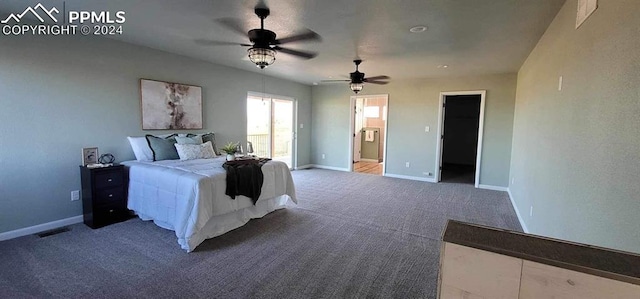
[145,134,179,161]
[200,132,220,155]
[174,141,216,160]
[176,135,203,145]
[127,136,154,161]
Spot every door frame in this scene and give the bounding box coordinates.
[353,98,365,163]
[247,91,298,169]
[348,94,389,174]
[435,90,486,188]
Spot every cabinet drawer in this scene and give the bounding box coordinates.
[95,205,126,217]
[92,205,130,227]
[95,187,125,206]
[94,171,123,189]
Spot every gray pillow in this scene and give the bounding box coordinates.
[189,133,220,155]
[176,135,203,145]
[145,134,179,161]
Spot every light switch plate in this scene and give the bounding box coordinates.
[558,76,563,91]
[425,126,430,132]
[71,190,80,201]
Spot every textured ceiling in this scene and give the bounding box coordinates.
[0,0,566,85]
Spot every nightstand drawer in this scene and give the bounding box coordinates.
[92,205,130,228]
[95,187,125,206]
[94,171,123,189]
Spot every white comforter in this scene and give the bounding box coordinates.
[122,157,296,251]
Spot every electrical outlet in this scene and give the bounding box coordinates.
[530,206,533,217]
[71,190,80,201]
[405,162,410,168]
[321,154,325,159]
[300,123,304,129]
[425,126,430,132]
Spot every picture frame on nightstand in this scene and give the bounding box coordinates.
[82,147,99,166]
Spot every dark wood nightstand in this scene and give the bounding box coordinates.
[80,164,131,228]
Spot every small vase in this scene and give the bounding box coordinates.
[226,154,236,161]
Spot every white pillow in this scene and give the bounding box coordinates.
[127,136,153,161]
[174,141,217,160]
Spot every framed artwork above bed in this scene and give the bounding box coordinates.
[140,79,203,130]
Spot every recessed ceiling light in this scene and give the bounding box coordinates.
[409,26,428,33]
[438,64,449,68]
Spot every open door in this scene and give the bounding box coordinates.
[353,98,364,163]
[349,94,389,176]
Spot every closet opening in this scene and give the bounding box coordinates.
[435,91,486,186]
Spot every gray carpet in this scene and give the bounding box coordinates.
[0,169,522,299]
[440,163,476,185]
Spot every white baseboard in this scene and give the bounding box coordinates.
[0,215,83,241]
[384,173,437,183]
[507,188,529,233]
[309,164,350,172]
[478,184,509,192]
[295,164,313,170]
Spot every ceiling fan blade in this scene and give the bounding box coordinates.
[275,30,321,45]
[365,80,389,85]
[364,75,390,81]
[273,46,317,59]
[194,39,251,47]
[215,18,249,37]
[320,80,351,83]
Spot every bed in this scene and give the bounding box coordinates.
[121,157,296,252]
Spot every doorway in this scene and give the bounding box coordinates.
[246,93,296,168]
[349,94,389,176]
[435,91,486,187]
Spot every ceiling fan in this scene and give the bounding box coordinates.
[201,5,322,69]
[321,60,390,94]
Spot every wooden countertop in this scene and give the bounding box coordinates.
[442,220,640,286]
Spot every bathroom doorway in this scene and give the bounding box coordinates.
[348,94,389,176]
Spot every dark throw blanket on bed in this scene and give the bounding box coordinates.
[223,158,271,204]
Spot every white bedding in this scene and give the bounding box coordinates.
[122,157,296,252]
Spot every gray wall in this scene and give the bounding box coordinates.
[510,0,640,253]
[0,35,311,233]
[360,127,381,161]
[311,73,517,187]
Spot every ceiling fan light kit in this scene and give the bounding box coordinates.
[248,47,276,69]
[350,82,364,94]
